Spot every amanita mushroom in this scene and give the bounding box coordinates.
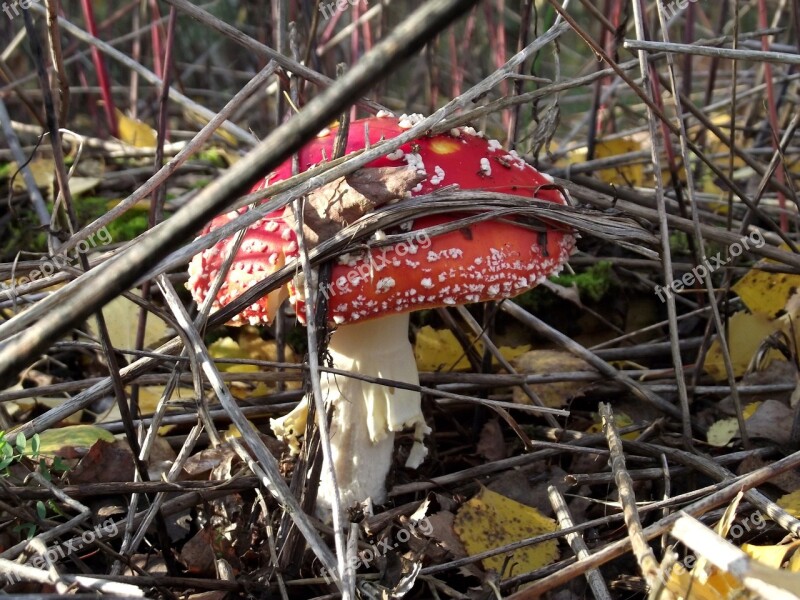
[188,114,575,513]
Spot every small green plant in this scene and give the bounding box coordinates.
[0,431,40,472]
[0,431,70,538]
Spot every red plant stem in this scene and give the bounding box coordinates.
[80,0,118,137]
[149,0,164,80]
[758,0,788,231]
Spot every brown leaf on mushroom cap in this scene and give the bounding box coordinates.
[282,166,425,247]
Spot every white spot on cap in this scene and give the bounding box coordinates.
[430,165,446,185]
[480,157,492,176]
[421,278,434,289]
[376,109,395,118]
[376,277,396,293]
[397,113,425,129]
[386,148,404,161]
[487,139,503,152]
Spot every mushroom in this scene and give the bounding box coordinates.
[187,114,575,514]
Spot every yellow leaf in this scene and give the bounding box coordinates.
[115,109,157,148]
[789,549,800,573]
[208,334,299,398]
[715,492,744,538]
[560,138,646,187]
[586,411,639,440]
[184,109,238,146]
[414,326,473,372]
[741,542,798,568]
[36,425,115,456]
[706,403,761,447]
[664,563,742,600]
[704,311,782,381]
[453,487,559,579]
[778,490,800,518]
[5,381,82,425]
[86,290,171,351]
[8,157,55,192]
[512,350,596,408]
[733,269,800,318]
[414,326,530,373]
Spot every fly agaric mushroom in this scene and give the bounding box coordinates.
[187,113,575,513]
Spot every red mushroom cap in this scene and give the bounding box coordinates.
[187,114,575,325]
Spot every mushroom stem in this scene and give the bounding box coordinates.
[315,312,428,513]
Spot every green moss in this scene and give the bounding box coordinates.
[516,261,615,312]
[75,197,154,242]
[550,261,614,303]
[195,148,230,169]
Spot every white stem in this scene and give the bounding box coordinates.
[317,312,428,512]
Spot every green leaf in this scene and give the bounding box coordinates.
[15,432,26,454]
[30,433,40,458]
[15,522,36,539]
[36,500,47,520]
[51,456,70,473]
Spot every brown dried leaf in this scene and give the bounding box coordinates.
[179,527,217,575]
[476,418,506,462]
[283,167,424,246]
[69,440,135,484]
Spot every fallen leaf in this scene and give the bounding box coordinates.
[36,425,115,458]
[560,137,646,187]
[283,167,425,247]
[733,268,800,318]
[453,487,559,579]
[512,350,597,408]
[414,326,472,371]
[115,109,157,147]
[69,440,134,484]
[738,455,800,493]
[179,526,217,575]
[587,411,640,440]
[423,511,468,559]
[86,290,171,351]
[476,418,506,462]
[414,326,530,373]
[778,490,800,518]
[707,403,760,447]
[704,311,782,381]
[741,542,800,569]
[707,401,792,447]
[742,400,793,445]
